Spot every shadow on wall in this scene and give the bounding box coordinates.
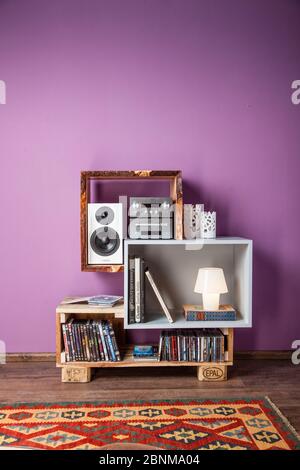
[183,181,286,350]
[236,247,281,350]
[93,271,124,295]
[183,181,231,235]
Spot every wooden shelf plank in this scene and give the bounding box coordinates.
[58,359,233,368]
[56,299,124,318]
[57,346,233,368]
[125,309,245,329]
[81,170,182,180]
[82,264,124,273]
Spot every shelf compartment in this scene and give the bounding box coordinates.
[55,309,126,366]
[124,238,252,329]
[56,302,234,382]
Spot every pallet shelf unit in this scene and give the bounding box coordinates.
[57,170,253,383]
[56,300,233,383]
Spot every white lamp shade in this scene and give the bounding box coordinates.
[194,268,228,294]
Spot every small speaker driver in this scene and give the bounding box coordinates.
[95,206,115,225]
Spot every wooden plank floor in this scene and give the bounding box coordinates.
[0,359,299,433]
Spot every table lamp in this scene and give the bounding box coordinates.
[194,267,228,310]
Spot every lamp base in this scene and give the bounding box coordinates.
[202,293,220,311]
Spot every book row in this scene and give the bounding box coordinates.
[128,257,173,324]
[62,319,120,362]
[158,329,225,362]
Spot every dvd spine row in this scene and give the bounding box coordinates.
[62,319,121,362]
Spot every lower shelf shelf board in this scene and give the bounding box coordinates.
[58,347,232,368]
[125,310,245,329]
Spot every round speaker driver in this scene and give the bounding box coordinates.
[95,206,115,225]
[90,227,120,256]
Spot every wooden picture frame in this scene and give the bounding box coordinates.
[80,170,183,272]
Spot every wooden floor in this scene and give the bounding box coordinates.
[0,359,299,433]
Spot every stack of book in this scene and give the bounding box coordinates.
[183,304,237,321]
[129,257,146,323]
[62,319,121,362]
[61,295,123,307]
[87,295,123,307]
[132,345,159,361]
[158,329,225,362]
[128,257,173,324]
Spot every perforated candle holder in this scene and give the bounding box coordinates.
[184,204,204,239]
[201,211,216,238]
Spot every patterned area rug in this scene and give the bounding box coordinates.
[0,397,299,450]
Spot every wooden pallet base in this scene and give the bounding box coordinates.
[57,311,233,384]
[61,364,229,383]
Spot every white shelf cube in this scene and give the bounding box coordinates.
[124,238,252,329]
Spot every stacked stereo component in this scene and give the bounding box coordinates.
[128,197,174,239]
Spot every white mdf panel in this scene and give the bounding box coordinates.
[126,237,251,246]
[233,242,252,327]
[124,238,252,329]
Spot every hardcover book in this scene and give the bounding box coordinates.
[128,257,135,324]
[140,258,145,323]
[183,304,237,321]
[145,269,174,323]
[134,257,141,323]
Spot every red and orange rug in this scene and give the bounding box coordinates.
[0,397,299,450]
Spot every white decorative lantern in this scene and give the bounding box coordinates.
[201,211,216,238]
[184,204,204,239]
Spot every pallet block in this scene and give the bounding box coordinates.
[62,366,91,383]
[197,364,227,381]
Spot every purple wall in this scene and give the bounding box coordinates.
[0,0,299,352]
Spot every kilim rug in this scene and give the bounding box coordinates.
[0,397,299,450]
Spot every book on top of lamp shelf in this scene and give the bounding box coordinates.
[183,304,237,321]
